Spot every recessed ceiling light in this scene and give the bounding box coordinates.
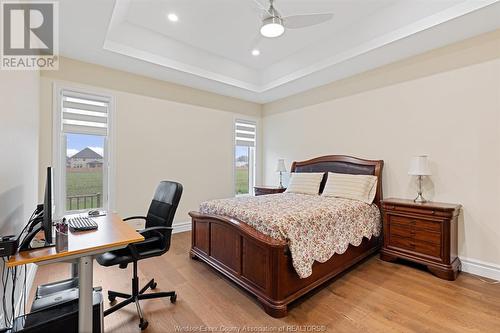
[167,13,178,22]
[251,49,260,56]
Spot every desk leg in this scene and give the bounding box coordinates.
[78,256,93,333]
[71,262,79,278]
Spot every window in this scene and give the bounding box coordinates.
[54,88,113,214]
[235,119,256,195]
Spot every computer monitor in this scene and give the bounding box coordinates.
[42,167,53,245]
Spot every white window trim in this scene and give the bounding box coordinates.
[52,82,116,217]
[233,117,259,197]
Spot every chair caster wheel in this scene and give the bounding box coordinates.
[108,295,116,303]
[170,294,177,303]
[150,282,157,289]
[139,320,149,330]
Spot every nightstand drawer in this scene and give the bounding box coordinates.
[414,230,441,244]
[390,227,441,245]
[389,235,415,252]
[389,236,441,258]
[389,215,441,233]
[415,219,441,233]
[386,211,443,258]
[414,240,441,258]
[390,215,416,228]
[389,224,413,239]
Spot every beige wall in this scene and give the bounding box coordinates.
[264,30,500,115]
[0,70,40,236]
[262,32,500,268]
[39,59,261,227]
[0,70,39,325]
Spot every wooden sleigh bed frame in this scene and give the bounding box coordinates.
[189,155,384,318]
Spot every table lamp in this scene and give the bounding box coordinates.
[276,159,287,188]
[408,155,431,203]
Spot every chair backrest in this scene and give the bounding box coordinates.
[145,181,183,229]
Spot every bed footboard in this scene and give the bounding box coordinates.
[189,211,380,318]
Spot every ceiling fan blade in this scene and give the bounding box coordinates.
[251,0,272,17]
[283,13,333,29]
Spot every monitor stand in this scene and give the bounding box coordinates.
[18,223,55,252]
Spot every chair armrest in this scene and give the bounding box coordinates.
[139,226,173,238]
[140,226,172,244]
[139,226,173,233]
[123,216,147,222]
[128,226,173,259]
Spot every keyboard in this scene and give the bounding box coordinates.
[68,216,98,232]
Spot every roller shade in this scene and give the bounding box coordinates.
[61,90,110,136]
[235,120,256,147]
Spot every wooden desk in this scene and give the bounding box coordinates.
[8,213,144,333]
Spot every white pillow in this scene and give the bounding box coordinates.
[285,172,324,195]
[322,172,378,204]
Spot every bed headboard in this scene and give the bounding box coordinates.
[291,155,384,208]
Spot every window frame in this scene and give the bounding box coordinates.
[233,118,257,197]
[52,83,115,217]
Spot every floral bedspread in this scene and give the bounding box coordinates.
[199,193,381,278]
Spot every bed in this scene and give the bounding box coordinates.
[189,155,384,317]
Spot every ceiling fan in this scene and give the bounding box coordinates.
[252,0,334,38]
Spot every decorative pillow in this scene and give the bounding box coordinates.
[322,172,378,204]
[285,172,324,195]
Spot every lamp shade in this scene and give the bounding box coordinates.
[408,155,431,176]
[276,159,287,173]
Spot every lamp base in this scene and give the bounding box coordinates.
[413,193,427,203]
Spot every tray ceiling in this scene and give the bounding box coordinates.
[59,0,500,103]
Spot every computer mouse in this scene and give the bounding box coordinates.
[88,210,100,217]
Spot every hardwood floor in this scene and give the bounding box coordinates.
[31,232,500,332]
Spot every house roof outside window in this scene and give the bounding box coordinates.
[70,147,103,159]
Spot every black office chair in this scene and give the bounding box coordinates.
[96,181,183,330]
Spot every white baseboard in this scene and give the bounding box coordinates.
[461,257,500,281]
[173,221,191,234]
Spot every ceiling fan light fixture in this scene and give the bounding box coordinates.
[260,16,284,38]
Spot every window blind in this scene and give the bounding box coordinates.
[61,90,110,136]
[235,119,256,147]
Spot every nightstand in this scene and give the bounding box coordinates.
[254,186,286,196]
[380,198,461,280]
